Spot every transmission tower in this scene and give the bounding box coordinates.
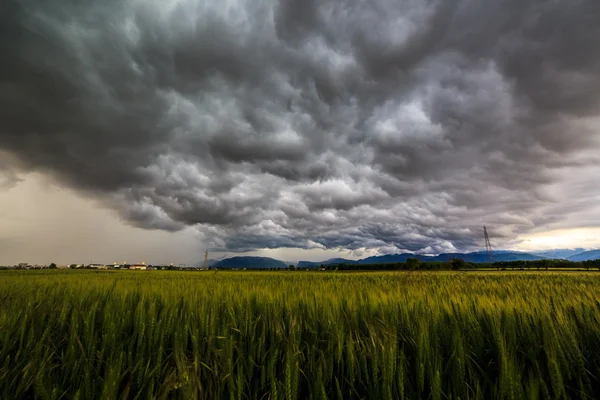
[202,250,209,269]
[483,225,494,262]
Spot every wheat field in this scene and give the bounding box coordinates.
[1,270,600,399]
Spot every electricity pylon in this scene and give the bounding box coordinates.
[202,250,209,269]
[484,225,494,263]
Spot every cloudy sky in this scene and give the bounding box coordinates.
[1,0,600,265]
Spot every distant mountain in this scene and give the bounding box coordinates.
[295,261,315,268]
[192,259,220,268]
[471,252,543,262]
[356,252,544,264]
[216,249,579,270]
[298,251,544,267]
[532,249,585,259]
[298,254,436,267]
[212,256,288,269]
[568,250,600,262]
[297,258,356,268]
[356,253,422,264]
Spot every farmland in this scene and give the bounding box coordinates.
[1,270,600,399]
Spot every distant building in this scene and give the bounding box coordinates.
[130,264,147,270]
[56,265,70,269]
[88,264,109,269]
[18,263,29,269]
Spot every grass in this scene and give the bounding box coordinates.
[1,270,600,399]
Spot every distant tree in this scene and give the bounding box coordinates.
[49,263,57,269]
[450,258,466,270]
[406,258,421,271]
[288,264,295,271]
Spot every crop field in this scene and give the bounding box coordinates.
[1,270,600,399]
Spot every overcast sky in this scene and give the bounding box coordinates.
[1,0,600,265]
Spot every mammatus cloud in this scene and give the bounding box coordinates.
[1,0,599,253]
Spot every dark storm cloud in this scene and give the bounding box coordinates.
[1,0,599,253]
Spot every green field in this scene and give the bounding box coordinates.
[1,270,600,399]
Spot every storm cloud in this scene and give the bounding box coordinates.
[1,0,599,254]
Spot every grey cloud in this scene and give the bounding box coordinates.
[0,169,22,190]
[0,152,23,189]
[1,0,599,254]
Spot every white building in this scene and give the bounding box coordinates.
[88,264,110,269]
[130,264,147,270]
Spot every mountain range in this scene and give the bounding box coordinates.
[296,251,545,268]
[211,256,288,269]
[530,249,586,259]
[205,249,600,269]
[566,249,600,262]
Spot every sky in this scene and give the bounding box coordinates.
[1,0,600,265]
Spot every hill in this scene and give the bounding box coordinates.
[297,258,355,268]
[356,251,543,264]
[215,250,585,269]
[212,256,288,269]
[568,250,600,261]
[296,251,544,267]
[440,251,543,263]
[191,259,220,268]
[532,249,585,259]
[356,253,424,264]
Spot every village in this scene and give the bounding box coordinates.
[2,262,211,270]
